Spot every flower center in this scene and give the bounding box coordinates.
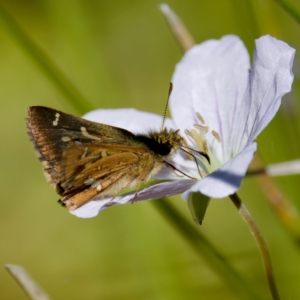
[184,112,222,177]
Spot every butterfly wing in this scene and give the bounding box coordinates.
[27,106,160,210]
[59,144,157,209]
[27,106,141,186]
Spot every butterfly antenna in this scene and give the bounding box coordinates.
[161,82,173,130]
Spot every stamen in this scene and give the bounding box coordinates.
[212,130,221,143]
[203,139,209,154]
[184,129,196,146]
[194,124,209,134]
[184,129,193,138]
[181,139,193,160]
[190,129,204,151]
[196,112,205,124]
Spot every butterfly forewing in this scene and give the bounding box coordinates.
[27,106,165,210]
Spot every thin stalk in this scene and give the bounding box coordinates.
[159,3,195,52]
[247,157,300,177]
[5,265,51,300]
[248,155,300,246]
[151,199,262,300]
[229,193,280,300]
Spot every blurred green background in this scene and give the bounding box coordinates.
[1,0,300,299]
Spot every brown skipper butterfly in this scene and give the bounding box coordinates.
[27,85,209,210]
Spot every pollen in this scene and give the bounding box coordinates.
[184,111,222,161]
[203,139,208,154]
[212,130,221,143]
[196,112,205,124]
[101,150,107,158]
[194,124,209,133]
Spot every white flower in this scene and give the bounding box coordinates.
[71,35,295,218]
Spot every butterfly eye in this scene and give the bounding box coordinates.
[157,143,172,156]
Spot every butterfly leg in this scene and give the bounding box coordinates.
[129,182,143,204]
[128,163,156,204]
[164,161,197,180]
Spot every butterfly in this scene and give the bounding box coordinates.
[27,88,209,211]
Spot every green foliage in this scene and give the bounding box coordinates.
[0,0,300,299]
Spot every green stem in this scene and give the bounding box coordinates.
[276,0,300,24]
[5,264,52,300]
[151,199,262,300]
[229,193,280,300]
[159,4,195,52]
[0,3,93,114]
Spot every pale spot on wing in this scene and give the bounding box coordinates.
[43,171,53,184]
[81,147,88,159]
[96,184,102,192]
[84,176,95,185]
[53,113,60,126]
[80,126,101,140]
[101,150,107,157]
[34,149,42,159]
[62,136,71,142]
[42,160,51,168]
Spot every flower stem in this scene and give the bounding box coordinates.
[248,155,300,247]
[151,199,262,300]
[229,193,280,300]
[5,264,52,300]
[159,3,195,52]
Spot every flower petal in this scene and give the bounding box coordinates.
[83,108,175,133]
[235,35,295,152]
[182,142,257,199]
[170,35,250,163]
[70,179,195,218]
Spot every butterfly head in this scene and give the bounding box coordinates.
[146,128,184,157]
